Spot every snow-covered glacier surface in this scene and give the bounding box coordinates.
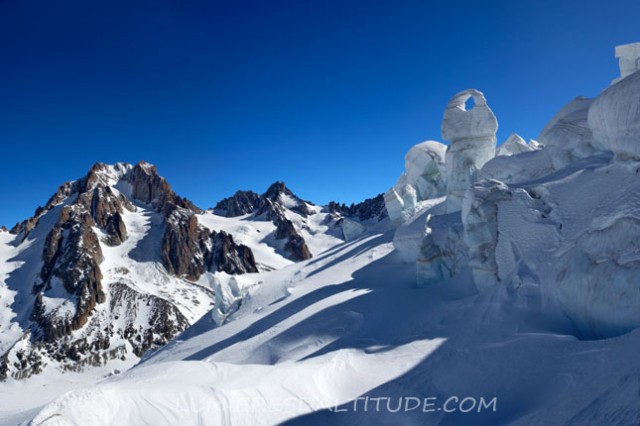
[22,231,640,426]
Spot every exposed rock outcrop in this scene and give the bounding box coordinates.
[328,193,388,222]
[127,161,201,213]
[161,205,258,279]
[161,207,212,280]
[259,197,312,261]
[1,161,256,380]
[214,190,261,217]
[209,231,258,274]
[259,181,313,217]
[109,283,191,357]
[213,181,314,262]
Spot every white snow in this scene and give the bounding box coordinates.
[98,202,215,325]
[496,133,534,157]
[280,204,345,257]
[0,202,75,357]
[31,340,443,426]
[22,226,640,426]
[197,211,294,271]
[0,231,24,356]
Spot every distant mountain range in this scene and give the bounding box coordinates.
[0,162,386,380]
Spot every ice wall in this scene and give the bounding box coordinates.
[384,141,447,223]
[612,42,640,85]
[442,89,498,212]
[589,69,640,159]
[408,43,640,338]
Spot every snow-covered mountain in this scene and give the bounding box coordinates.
[5,42,640,425]
[0,163,385,382]
[0,162,258,380]
[207,182,387,268]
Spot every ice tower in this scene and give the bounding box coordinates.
[442,89,498,212]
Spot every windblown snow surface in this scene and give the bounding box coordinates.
[12,211,640,425]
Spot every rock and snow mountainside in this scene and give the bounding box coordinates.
[0,162,260,381]
[8,43,640,425]
[0,166,386,382]
[208,182,387,267]
[23,227,640,426]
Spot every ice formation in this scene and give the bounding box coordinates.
[589,69,640,159]
[383,141,446,223]
[611,42,640,85]
[340,218,366,241]
[396,43,640,338]
[442,89,498,212]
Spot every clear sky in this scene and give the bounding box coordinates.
[1,0,639,227]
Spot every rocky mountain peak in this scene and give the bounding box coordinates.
[262,181,291,201]
[127,161,201,214]
[328,193,388,222]
[260,181,313,218]
[82,162,133,192]
[213,190,261,217]
[0,161,259,380]
[212,182,314,262]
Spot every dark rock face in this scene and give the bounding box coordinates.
[1,279,197,380]
[214,190,261,217]
[127,161,201,214]
[28,162,156,342]
[109,283,191,357]
[0,332,45,381]
[214,182,313,218]
[82,187,131,246]
[161,207,212,280]
[210,231,258,274]
[328,193,388,222]
[257,197,313,261]
[261,181,313,217]
[271,210,312,261]
[35,205,105,340]
[1,160,259,381]
[161,206,259,279]
[11,179,81,238]
[213,181,314,261]
[98,161,257,281]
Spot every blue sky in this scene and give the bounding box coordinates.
[1,0,639,227]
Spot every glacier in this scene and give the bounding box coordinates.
[385,41,640,340]
[383,140,446,223]
[442,89,498,213]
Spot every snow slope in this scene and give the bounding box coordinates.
[197,202,363,271]
[197,211,293,271]
[23,229,640,425]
